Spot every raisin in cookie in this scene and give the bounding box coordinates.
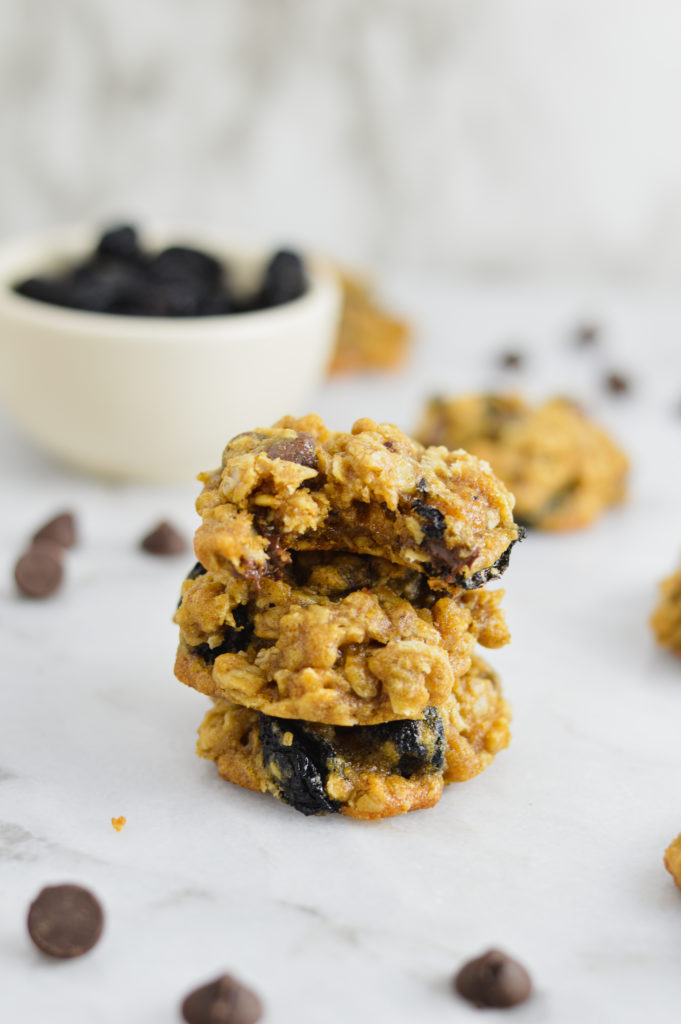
[174,552,509,726]
[196,656,510,820]
[416,395,628,531]
[194,414,522,591]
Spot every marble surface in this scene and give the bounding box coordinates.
[2,281,681,1022]
[4,0,681,281]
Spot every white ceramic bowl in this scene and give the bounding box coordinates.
[0,225,341,482]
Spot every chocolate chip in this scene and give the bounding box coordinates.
[181,973,264,1024]
[14,546,63,598]
[32,512,77,549]
[499,351,524,369]
[576,323,599,345]
[27,884,104,959]
[266,432,318,470]
[604,372,630,394]
[454,949,532,1008]
[140,521,187,556]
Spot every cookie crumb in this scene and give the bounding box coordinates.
[111,816,126,832]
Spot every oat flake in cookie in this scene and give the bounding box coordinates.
[174,413,521,819]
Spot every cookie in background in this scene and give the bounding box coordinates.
[329,271,411,375]
[415,394,628,531]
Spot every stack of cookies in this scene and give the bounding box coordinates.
[173,415,523,820]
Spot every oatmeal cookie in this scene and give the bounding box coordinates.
[664,834,681,891]
[196,656,510,820]
[415,395,628,531]
[329,273,410,375]
[174,552,509,726]
[651,563,681,655]
[194,414,522,592]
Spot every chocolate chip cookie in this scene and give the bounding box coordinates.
[174,552,509,726]
[416,395,628,531]
[196,656,510,820]
[194,414,522,591]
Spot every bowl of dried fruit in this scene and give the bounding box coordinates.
[0,223,340,482]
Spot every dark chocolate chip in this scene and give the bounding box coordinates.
[181,973,263,1024]
[27,884,104,959]
[499,351,524,369]
[14,547,63,598]
[454,949,532,1008]
[140,521,187,556]
[259,715,340,816]
[32,512,77,549]
[604,372,630,395]
[266,432,318,470]
[96,225,139,260]
[258,249,306,307]
[576,323,599,346]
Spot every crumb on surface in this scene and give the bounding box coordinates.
[111,816,127,832]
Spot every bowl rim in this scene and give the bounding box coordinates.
[0,222,340,341]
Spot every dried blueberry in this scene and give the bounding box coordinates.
[96,225,139,260]
[190,605,253,664]
[257,250,306,308]
[150,246,223,288]
[456,529,525,589]
[411,498,446,540]
[259,716,340,816]
[372,707,445,777]
[14,276,74,307]
[186,562,207,581]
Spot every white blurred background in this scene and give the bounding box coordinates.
[2,0,681,282]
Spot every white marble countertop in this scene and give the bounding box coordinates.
[2,282,681,1022]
